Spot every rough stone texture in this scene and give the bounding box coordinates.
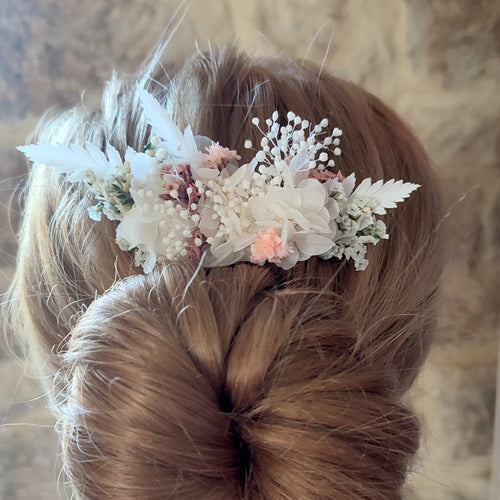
[0,0,498,498]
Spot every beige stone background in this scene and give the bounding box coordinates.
[0,0,498,498]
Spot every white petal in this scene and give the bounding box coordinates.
[128,151,155,183]
[297,180,328,212]
[116,208,157,248]
[194,167,220,182]
[307,212,331,231]
[288,150,310,185]
[142,251,157,274]
[342,173,356,198]
[277,251,299,270]
[231,233,255,252]
[198,206,219,237]
[207,240,240,266]
[293,233,335,256]
[227,162,255,187]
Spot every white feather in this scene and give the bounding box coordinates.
[137,87,200,164]
[106,143,123,174]
[349,178,420,214]
[17,141,122,181]
[138,87,184,144]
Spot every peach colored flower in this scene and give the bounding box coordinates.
[203,143,241,169]
[251,227,291,265]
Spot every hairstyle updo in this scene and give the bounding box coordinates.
[5,43,444,499]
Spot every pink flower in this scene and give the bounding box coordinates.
[251,227,291,265]
[159,164,201,209]
[203,143,241,169]
[308,169,345,183]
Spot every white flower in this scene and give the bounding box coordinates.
[116,196,196,273]
[116,151,197,272]
[125,148,156,183]
[248,179,336,265]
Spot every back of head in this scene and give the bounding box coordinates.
[5,43,444,499]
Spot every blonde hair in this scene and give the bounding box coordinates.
[5,44,444,499]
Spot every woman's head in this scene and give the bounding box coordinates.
[6,44,444,498]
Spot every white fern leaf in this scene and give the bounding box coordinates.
[17,142,122,181]
[349,178,420,214]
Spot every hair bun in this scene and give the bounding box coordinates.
[222,263,421,499]
[56,260,427,499]
[57,266,261,499]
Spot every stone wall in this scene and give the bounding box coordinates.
[1,1,498,498]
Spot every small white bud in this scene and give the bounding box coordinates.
[256,151,266,162]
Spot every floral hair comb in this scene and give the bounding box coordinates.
[18,88,419,273]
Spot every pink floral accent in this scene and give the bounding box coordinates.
[308,169,345,183]
[186,230,204,260]
[159,163,201,210]
[203,143,241,169]
[251,227,291,265]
